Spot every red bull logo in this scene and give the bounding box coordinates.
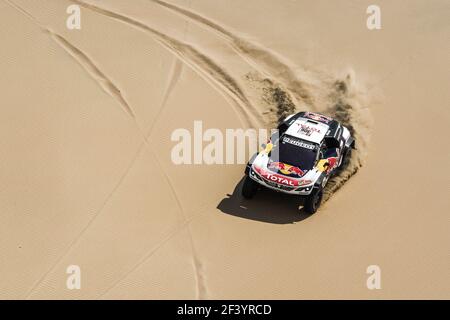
[326,157,338,171]
[268,162,304,177]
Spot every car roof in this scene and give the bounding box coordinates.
[284,117,329,144]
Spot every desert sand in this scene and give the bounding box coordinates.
[0,0,448,299]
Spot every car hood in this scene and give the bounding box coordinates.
[252,151,320,187]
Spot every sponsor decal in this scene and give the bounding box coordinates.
[264,173,297,186]
[253,166,299,187]
[261,142,273,154]
[303,112,333,124]
[316,157,339,173]
[268,162,304,178]
[298,124,321,137]
[327,157,338,170]
[282,136,315,150]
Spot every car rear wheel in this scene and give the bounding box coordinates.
[304,187,323,214]
[242,176,257,199]
[339,147,352,172]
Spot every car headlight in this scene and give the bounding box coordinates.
[296,186,312,192]
[250,168,262,180]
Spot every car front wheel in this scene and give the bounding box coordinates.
[242,176,257,199]
[303,187,323,214]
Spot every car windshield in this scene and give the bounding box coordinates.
[269,135,318,170]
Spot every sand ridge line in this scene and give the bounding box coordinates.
[3,0,135,118]
[70,0,265,129]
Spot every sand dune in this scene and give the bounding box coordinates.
[0,0,448,299]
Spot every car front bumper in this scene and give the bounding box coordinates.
[248,170,314,196]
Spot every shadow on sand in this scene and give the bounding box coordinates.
[217,177,312,224]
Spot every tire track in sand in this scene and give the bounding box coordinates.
[3,0,135,118]
[145,58,183,138]
[70,0,265,129]
[4,0,135,119]
[149,0,315,108]
[49,32,135,118]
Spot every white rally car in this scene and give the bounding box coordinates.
[242,111,355,213]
